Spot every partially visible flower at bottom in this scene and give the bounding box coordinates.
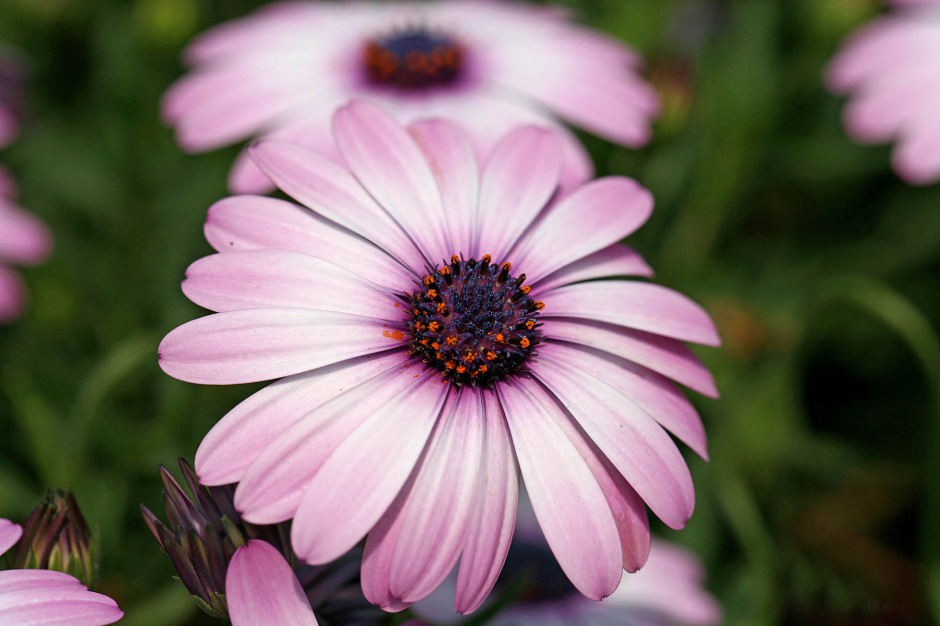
[142,459,384,625]
[0,506,123,625]
[414,533,721,626]
[0,165,52,323]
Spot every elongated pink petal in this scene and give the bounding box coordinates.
[545,281,721,346]
[511,178,653,280]
[248,140,424,270]
[407,119,480,255]
[388,390,484,603]
[290,373,450,564]
[0,265,25,324]
[476,127,562,262]
[0,519,21,557]
[158,308,405,384]
[454,390,518,614]
[533,244,653,294]
[182,250,400,316]
[235,365,433,523]
[541,342,708,458]
[334,101,450,263]
[531,358,695,529]
[226,540,318,626]
[542,318,719,398]
[499,380,622,600]
[204,195,413,286]
[0,575,123,626]
[196,351,408,485]
[0,203,52,266]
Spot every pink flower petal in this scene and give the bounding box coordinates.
[540,342,708,459]
[248,140,424,271]
[0,575,123,626]
[226,540,318,626]
[532,244,653,295]
[204,195,412,286]
[290,371,450,564]
[182,250,400,316]
[498,380,622,601]
[388,390,484,603]
[333,101,450,263]
[0,265,25,324]
[407,119,480,255]
[158,308,405,384]
[544,281,721,346]
[196,351,408,485]
[531,357,695,529]
[0,202,52,266]
[542,318,719,398]
[0,519,21,557]
[233,363,427,523]
[453,390,518,615]
[511,177,653,280]
[476,127,562,262]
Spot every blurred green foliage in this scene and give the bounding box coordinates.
[0,0,937,624]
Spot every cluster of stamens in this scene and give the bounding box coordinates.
[406,254,544,387]
[364,28,464,89]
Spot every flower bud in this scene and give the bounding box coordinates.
[12,489,96,587]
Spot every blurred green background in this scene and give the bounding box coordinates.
[0,0,937,624]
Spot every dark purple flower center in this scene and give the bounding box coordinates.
[406,255,544,387]
[364,28,464,89]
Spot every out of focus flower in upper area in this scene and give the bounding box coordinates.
[158,101,719,614]
[163,0,659,193]
[0,495,123,626]
[826,0,940,184]
[142,458,383,625]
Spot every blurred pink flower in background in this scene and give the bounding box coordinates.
[158,101,718,614]
[827,0,940,184]
[0,519,123,626]
[163,0,659,193]
[414,538,721,626]
[0,167,51,323]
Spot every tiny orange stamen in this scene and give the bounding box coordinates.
[477,365,488,374]
[451,254,460,264]
[446,361,456,370]
[436,303,447,314]
[501,262,512,272]
[456,365,467,374]
[486,350,497,361]
[520,337,531,349]
[481,254,492,263]
[446,336,458,346]
[424,275,435,285]
[521,285,531,294]
[431,342,441,351]
[495,333,505,343]
[440,266,451,276]
[535,301,545,310]
[428,321,440,331]
[427,289,438,299]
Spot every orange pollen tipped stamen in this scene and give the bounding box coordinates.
[446,361,456,370]
[424,276,435,285]
[520,337,531,349]
[481,254,492,263]
[446,336,458,346]
[464,351,476,362]
[428,321,441,331]
[486,350,497,360]
[436,303,447,314]
[477,365,488,374]
[525,320,536,330]
[456,365,467,374]
[495,333,505,343]
[431,342,441,350]
[440,266,451,275]
[521,285,531,295]
[535,301,545,310]
[451,255,460,264]
[420,339,429,346]
[501,262,512,272]
[427,289,438,298]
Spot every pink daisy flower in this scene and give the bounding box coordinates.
[158,101,719,614]
[0,168,52,323]
[227,540,320,626]
[0,519,123,625]
[826,0,940,184]
[163,0,659,194]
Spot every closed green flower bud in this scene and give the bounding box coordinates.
[13,489,96,588]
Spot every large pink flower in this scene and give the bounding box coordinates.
[0,168,51,323]
[226,540,319,626]
[0,519,123,625]
[158,101,719,614]
[826,0,940,184]
[163,0,659,194]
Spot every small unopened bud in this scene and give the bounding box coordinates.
[141,458,290,619]
[13,489,96,587]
